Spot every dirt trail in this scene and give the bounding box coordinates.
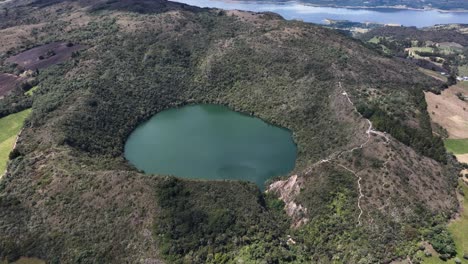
[270,81,391,226]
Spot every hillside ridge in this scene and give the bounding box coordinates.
[0,0,461,262]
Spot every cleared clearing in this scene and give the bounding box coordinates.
[6,42,84,71]
[425,84,468,139]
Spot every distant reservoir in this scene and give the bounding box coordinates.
[124,104,297,189]
[173,0,468,27]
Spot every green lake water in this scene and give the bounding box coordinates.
[124,104,297,189]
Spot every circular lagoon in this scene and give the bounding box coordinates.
[124,104,297,189]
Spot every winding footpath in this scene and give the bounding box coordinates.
[303,81,390,226]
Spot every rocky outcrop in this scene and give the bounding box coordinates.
[268,175,309,227]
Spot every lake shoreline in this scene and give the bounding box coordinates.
[223,0,468,13]
[297,3,468,13]
[175,0,468,27]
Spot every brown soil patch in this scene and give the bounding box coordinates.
[6,42,85,71]
[456,153,468,164]
[0,73,20,97]
[425,84,468,139]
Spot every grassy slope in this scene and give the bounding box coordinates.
[459,65,468,76]
[419,68,448,82]
[24,86,38,97]
[449,182,468,263]
[0,109,31,173]
[445,139,468,155]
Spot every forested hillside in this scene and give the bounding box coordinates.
[0,0,461,263]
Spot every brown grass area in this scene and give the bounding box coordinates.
[360,137,456,215]
[0,73,20,97]
[59,10,92,31]
[116,10,185,33]
[0,24,44,54]
[5,42,85,71]
[456,154,468,164]
[425,84,468,139]
[226,10,265,23]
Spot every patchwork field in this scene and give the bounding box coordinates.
[5,42,84,71]
[423,69,468,263]
[0,109,31,175]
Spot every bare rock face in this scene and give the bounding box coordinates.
[268,175,309,227]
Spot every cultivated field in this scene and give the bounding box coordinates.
[0,109,31,174]
[445,139,468,155]
[425,84,468,139]
[423,68,468,263]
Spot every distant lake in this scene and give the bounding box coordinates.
[124,104,297,189]
[174,0,468,27]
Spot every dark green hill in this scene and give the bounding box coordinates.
[0,0,461,263]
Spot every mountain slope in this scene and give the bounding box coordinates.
[0,0,460,262]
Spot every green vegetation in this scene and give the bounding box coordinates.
[444,139,468,155]
[421,181,468,264]
[448,182,468,263]
[24,86,39,96]
[359,25,468,82]
[368,36,381,44]
[459,65,468,76]
[0,0,459,262]
[357,89,447,163]
[154,177,298,263]
[0,109,30,173]
[0,89,32,119]
[295,166,372,262]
